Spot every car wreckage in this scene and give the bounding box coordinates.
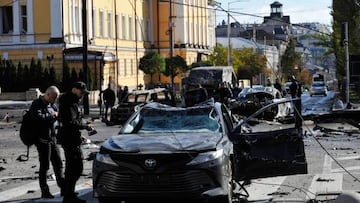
[109,88,172,125]
[93,99,308,202]
[229,86,291,120]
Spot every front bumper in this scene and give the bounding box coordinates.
[93,153,229,201]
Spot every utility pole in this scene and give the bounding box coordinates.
[169,0,175,104]
[227,12,231,66]
[82,0,89,115]
[342,22,350,105]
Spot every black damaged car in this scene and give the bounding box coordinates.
[93,101,236,203]
[93,99,308,202]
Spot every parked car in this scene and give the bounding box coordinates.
[93,101,237,202]
[93,99,308,203]
[310,81,327,96]
[109,88,172,125]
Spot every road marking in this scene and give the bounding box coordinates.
[323,154,332,174]
[246,176,287,201]
[332,166,360,173]
[323,154,360,173]
[306,173,343,200]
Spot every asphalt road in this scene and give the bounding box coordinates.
[1,92,360,202]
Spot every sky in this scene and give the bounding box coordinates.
[215,0,332,25]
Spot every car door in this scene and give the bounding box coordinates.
[230,99,307,181]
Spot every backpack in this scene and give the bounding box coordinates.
[19,110,38,146]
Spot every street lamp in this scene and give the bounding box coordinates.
[227,0,248,66]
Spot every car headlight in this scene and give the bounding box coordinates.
[95,153,118,166]
[187,149,224,166]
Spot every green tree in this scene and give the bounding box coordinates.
[16,62,25,91]
[23,64,30,90]
[61,62,71,92]
[232,48,267,80]
[29,58,36,87]
[49,66,57,86]
[280,37,301,81]
[332,0,360,78]
[164,55,189,85]
[138,51,166,84]
[209,44,228,66]
[34,59,44,88]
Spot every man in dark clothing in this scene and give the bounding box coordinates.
[58,81,94,203]
[289,76,302,131]
[102,84,116,121]
[274,78,283,96]
[289,76,298,98]
[29,86,64,199]
[117,85,124,104]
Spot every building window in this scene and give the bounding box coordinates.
[124,59,127,76]
[107,12,112,38]
[138,19,142,41]
[129,16,133,40]
[93,8,97,37]
[130,59,134,75]
[146,19,150,41]
[115,14,120,39]
[122,15,126,40]
[99,10,104,37]
[74,6,80,34]
[20,5,27,33]
[0,6,13,34]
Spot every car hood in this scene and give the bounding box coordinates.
[102,132,223,152]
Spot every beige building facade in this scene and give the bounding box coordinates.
[0,0,216,92]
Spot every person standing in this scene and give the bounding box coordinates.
[117,85,124,104]
[102,84,116,121]
[58,82,94,203]
[29,86,64,199]
[274,78,283,95]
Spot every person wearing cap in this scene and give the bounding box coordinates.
[58,81,93,203]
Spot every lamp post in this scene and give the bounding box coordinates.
[227,0,247,66]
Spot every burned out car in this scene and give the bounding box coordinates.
[94,99,307,202]
[230,99,308,181]
[93,101,236,202]
[229,86,291,119]
[109,88,172,125]
[182,66,237,104]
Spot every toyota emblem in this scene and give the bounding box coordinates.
[144,159,157,169]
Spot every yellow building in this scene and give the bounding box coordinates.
[0,0,216,92]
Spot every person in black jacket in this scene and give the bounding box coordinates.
[102,83,115,121]
[29,86,64,199]
[58,82,94,203]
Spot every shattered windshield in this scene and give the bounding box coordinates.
[121,106,221,134]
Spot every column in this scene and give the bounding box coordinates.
[13,1,20,43]
[27,0,34,42]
